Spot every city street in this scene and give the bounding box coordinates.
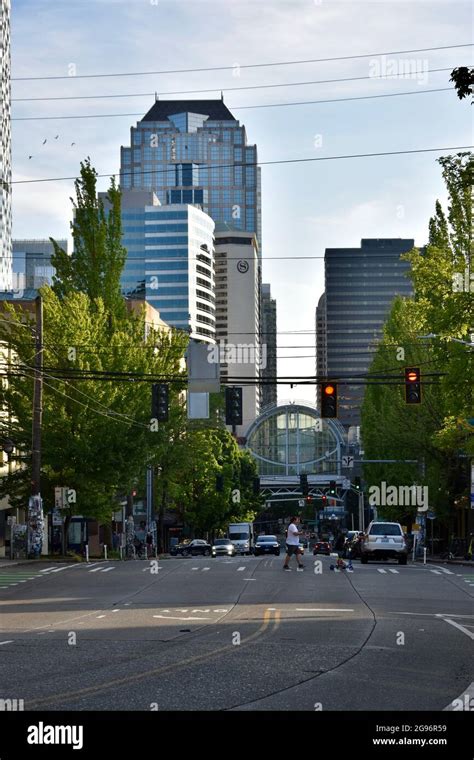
[0,557,472,712]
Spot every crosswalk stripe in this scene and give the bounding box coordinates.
[430,570,442,574]
[237,567,246,571]
[202,567,210,572]
[377,569,387,573]
[101,567,115,572]
[388,569,399,574]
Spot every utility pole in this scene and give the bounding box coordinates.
[31,295,43,495]
[28,295,44,558]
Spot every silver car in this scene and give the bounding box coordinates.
[360,521,408,565]
[211,539,237,557]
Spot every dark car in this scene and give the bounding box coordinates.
[254,535,280,556]
[170,539,212,557]
[212,538,237,557]
[313,541,331,556]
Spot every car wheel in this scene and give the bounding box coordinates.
[360,553,368,564]
[203,549,210,557]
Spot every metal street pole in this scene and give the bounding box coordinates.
[358,490,365,532]
[29,295,43,558]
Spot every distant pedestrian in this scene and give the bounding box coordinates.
[283,516,304,571]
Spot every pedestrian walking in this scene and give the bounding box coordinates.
[283,516,304,571]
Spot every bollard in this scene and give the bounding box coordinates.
[104,544,107,561]
[85,544,89,563]
[423,547,427,565]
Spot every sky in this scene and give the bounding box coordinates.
[9,0,473,405]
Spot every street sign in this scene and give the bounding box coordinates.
[342,455,354,468]
[52,510,64,526]
[55,487,64,509]
[342,478,351,489]
[298,499,305,508]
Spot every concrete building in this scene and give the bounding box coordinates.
[324,239,414,429]
[261,283,277,409]
[103,189,216,344]
[12,239,67,291]
[0,0,12,292]
[120,98,261,253]
[214,230,261,435]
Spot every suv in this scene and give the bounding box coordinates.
[360,522,408,565]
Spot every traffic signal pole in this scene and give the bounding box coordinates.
[31,295,43,497]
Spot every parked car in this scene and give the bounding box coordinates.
[254,535,280,556]
[360,522,408,565]
[170,539,212,557]
[313,541,331,556]
[211,538,236,557]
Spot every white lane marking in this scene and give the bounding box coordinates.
[213,609,228,613]
[88,567,104,573]
[191,568,199,571]
[431,566,454,575]
[0,586,8,589]
[18,581,27,583]
[39,567,57,573]
[443,681,474,711]
[153,615,209,621]
[430,570,442,575]
[101,567,115,572]
[112,609,120,613]
[267,607,277,611]
[96,615,106,619]
[243,578,256,581]
[388,569,399,574]
[0,640,14,645]
[442,617,474,641]
[295,608,355,612]
[377,569,387,573]
[177,609,188,613]
[202,567,210,572]
[50,566,72,573]
[396,612,474,618]
[237,567,246,572]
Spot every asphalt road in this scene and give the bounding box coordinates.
[0,555,472,711]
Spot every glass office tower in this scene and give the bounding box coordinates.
[324,239,414,429]
[0,0,12,291]
[120,98,261,255]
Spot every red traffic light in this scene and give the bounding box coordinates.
[404,367,422,405]
[407,370,419,382]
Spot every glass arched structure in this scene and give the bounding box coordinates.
[245,402,346,477]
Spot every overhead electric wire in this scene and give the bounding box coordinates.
[11,43,472,81]
[11,67,454,102]
[10,145,473,185]
[11,86,454,121]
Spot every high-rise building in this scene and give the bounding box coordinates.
[315,291,327,410]
[261,283,277,409]
[12,239,67,290]
[324,239,414,429]
[0,0,12,292]
[104,189,216,343]
[214,230,261,435]
[120,98,261,253]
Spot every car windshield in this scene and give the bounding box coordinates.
[214,539,231,545]
[257,536,277,542]
[369,524,402,536]
[229,532,248,540]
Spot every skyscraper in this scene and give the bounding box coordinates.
[315,291,327,410]
[261,283,277,409]
[104,189,216,343]
[324,239,414,429]
[214,230,261,434]
[120,98,261,253]
[12,239,67,290]
[0,0,12,292]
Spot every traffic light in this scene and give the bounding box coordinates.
[300,473,308,496]
[305,494,312,504]
[404,367,422,404]
[225,386,243,426]
[216,474,224,492]
[253,476,260,495]
[354,476,361,490]
[321,494,327,506]
[152,383,169,421]
[329,480,337,496]
[321,381,338,418]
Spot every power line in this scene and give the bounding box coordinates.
[10,145,473,185]
[11,43,472,81]
[11,86,453,121]
[11,67,454,102]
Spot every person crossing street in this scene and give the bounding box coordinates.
[283,516,304,571]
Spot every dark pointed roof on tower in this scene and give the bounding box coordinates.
[141,99,237,123]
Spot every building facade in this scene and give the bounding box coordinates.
[324,238,414,429]
[315,291,327,411]
[120,98,261,253]
[12,239,67,291]
[108,190,216,343]
[0,0,12,292]
[261,283,277,409]
[214,230,261,435]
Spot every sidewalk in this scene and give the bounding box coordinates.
[415,554,473,568]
